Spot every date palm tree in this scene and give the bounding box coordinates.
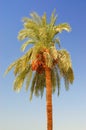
[5,11,74,130]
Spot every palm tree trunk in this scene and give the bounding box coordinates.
[45,67,53,130]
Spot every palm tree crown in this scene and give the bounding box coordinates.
[5,11,74,100]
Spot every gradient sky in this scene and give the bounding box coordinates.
[0,0,86,130]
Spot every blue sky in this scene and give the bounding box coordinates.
[0,0,86,130]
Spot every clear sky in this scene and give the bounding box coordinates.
[0,0,86,130]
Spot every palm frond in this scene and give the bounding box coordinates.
[50,9,57,27]
[63,76,70,90]
[64,67,74,84]
[55,23,71,34]
[22,17,31,23]
[63,67,74,90]
[30,12,42,25]
[17,29,28,41]
[50,46,58,60]
[38,28,47,44]
[25,68,33,91]
[14,52,32,76]
[14,60,22,75]
[54,66,61,96]
[21,39,35,51]
[41,13,47,26]
[39,73,46,97]
[5,60,19,75]
[30,46,39,62]
[34,72,40,97]
[5,48,33,76]
[34,72,45,98]
[24,20,39,31]
[57,49,72,73]
[52,38,60,48]
[51,68,57,93]
[43,52,53,68]
[14,58,29,75]
[67,67,74,84]
[18,29,39,41]
[29,72,37,100]
[13,66,30,92]
[57,49,74,85]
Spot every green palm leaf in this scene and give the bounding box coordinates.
[25,68,33,91]
[58,49,72,72]
[5,60,19,75]
[54,66,61,95]
[57,49,74,85]
[52,38,60,47]
[41,13,47,26]
[51,68,57,93]
[13,66,30,92]
[29,72,37,100]
[30,12,42,25]
[55,23,71,34]
[50,9,57,27]
[21,39,35,51]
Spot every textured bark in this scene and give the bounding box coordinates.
[45,67,53,130]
